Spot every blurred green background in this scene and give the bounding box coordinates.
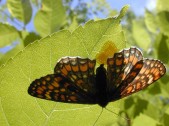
[0,0,169,126]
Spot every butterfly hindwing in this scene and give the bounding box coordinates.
[120,59,166,97]
[28,74,97,104]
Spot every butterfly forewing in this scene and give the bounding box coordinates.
[122,47,143,78]
[107,47,143,92]
[120,59,166,97]
[54,57,97,95]
[28,74,97,104]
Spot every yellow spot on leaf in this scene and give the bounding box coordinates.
[96,41,118,64]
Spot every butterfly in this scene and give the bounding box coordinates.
[28,47,166,108]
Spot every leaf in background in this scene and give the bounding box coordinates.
[144,100,163,121]
[132,20,151,51]
[154,34,169,64]
[122,96,148,119]
[122,97,136,119]
[132,114,157,126]
[157,0,169,12]
[23,32,41,46]
[0,6,128,126]
[160,73,169,96]
[31,0,39,6]
[7,0,32,25]
[68,16,79,32]
[0,53,4,59]
[145,10,157,33]
[163,107,169,126]
[148,82,161,95]
[0,43,24,66]
[117,5,129,20]
[133,99,148,117]
[34,0,66,37]
[0,23,20,47]
[156,11,169,36]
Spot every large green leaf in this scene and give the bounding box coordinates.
[34,0,66,37]
[0,23,20,47]
[7,0,32,25]
[0,6,128,126]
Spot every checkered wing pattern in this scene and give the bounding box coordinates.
[28,74,97,104]
[120,59,166,97]
[107,47,143,93]
[107,47,166,101]
[54,57,97,95]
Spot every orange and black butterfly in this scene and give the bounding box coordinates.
[28,47,166,108]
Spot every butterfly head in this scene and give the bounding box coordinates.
[96,64,106,75]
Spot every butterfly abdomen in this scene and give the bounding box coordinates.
[96,64,109,107]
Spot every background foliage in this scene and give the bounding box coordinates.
[0,0,168,126]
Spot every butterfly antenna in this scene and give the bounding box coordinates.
[93,108,103,126]
[105,107,130,121]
